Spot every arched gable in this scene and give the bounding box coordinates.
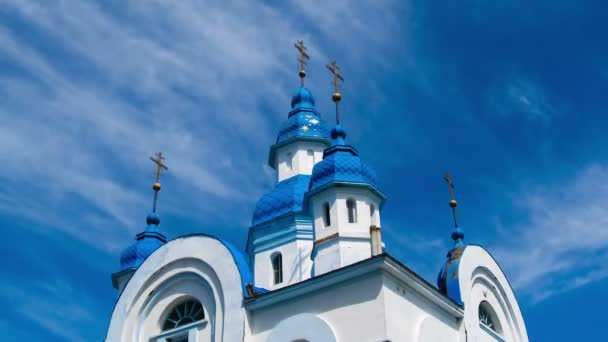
[106,234,250,342]
[457,245,528,342]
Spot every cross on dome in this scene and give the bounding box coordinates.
[149,152,168,213]
[325,61,344,124]
[294,40,310,87]
[444,172,464,247]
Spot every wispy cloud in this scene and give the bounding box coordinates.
[0,278,97,342]
[493,164,608,303]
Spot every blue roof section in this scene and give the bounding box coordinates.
[290,87,315,110]
[119,213,167,271]
[252,175,311,226]
[275,88,330,144]
[268,87,331,168]
[309,125,378,191]
[437,245,466,305]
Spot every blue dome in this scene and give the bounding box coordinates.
[437,245,466,305]
[119,213,167,270]
[275,88,330,145]
[291,87,315,109]
[252,175,311,226]
[309,126,378,191]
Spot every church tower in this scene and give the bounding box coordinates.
[247,41,331,290]
[307,62,387,276]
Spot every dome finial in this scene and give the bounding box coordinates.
[444,172,464,247]
[326,60,344,125]
[294,40,310,87]
[149,152,168,213]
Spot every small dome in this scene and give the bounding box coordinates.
[437,245,467,305]
[309,128,378,191]
[252,175,311,226]
[291,87,315,109]
[119,214,167,270]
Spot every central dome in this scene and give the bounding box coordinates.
[291,87,315,109]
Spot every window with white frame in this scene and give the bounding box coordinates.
[479,301,503,336]
[370,204,376,226]
[306,149,315,171]
[286,152,293,171]
[272,253,283,284]
[153,299,206,342]
[323,202,331,227]
[346,198,357,223]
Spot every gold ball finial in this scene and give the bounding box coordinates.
[449,199,457,208]
[332,92,342,102]
[153,182,161,191]
[299,69,306,78]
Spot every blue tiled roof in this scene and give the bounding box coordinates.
[309,125,378,191]
[437,245,466,305]
[119,213,167,270]
[275,88,330,145]
[252,174,311,226]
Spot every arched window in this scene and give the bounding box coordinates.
[347,198,357,223]
[286,152,293,171]
[162,299,205,331]
[323,202,331,227]
[307,149,315,171]
[272,253,283,284]
[478,301,503,335]
[370,204,376,226]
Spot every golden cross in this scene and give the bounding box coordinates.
[294,41,310,86]
[444,172,455,200]
[444,171,458,228]
[149,152,168,213]
[326,61,344,93]
[150,152,168,183]
[294,41,309,71]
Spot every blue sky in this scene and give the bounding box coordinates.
[0,0,606,340]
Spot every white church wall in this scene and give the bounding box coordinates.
[382,274,460,341]
[311,187,383,276]
[106,236,247,342]
[458,246,529,342]
[253,238,313,290]
[275,141,326,182]
[247,271,388,342]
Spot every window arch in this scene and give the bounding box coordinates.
[370,204,376,226]
[478,301,503,335]
[323,202,331,227]
[306,149,315,171]
[347,198,357,223]
[162,299,205,331]
[286,152,293,171]
[272,253,283,284]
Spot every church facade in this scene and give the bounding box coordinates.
[105,50,528,342]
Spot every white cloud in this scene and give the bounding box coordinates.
[0,0,403,253]
[493,164,608,303]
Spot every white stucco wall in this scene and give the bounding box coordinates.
[311,187,383,275]
[247,271,388,342]
[247,265,462,342]
[253,239,313,290]
[382,274,460,342]
[275,141,326,182]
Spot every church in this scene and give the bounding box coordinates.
[105,42,529,342]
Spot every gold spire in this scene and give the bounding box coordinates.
[443,172,458,228]
[294,40,310,87]
[325,60,344,124]
[149,152,168,213]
